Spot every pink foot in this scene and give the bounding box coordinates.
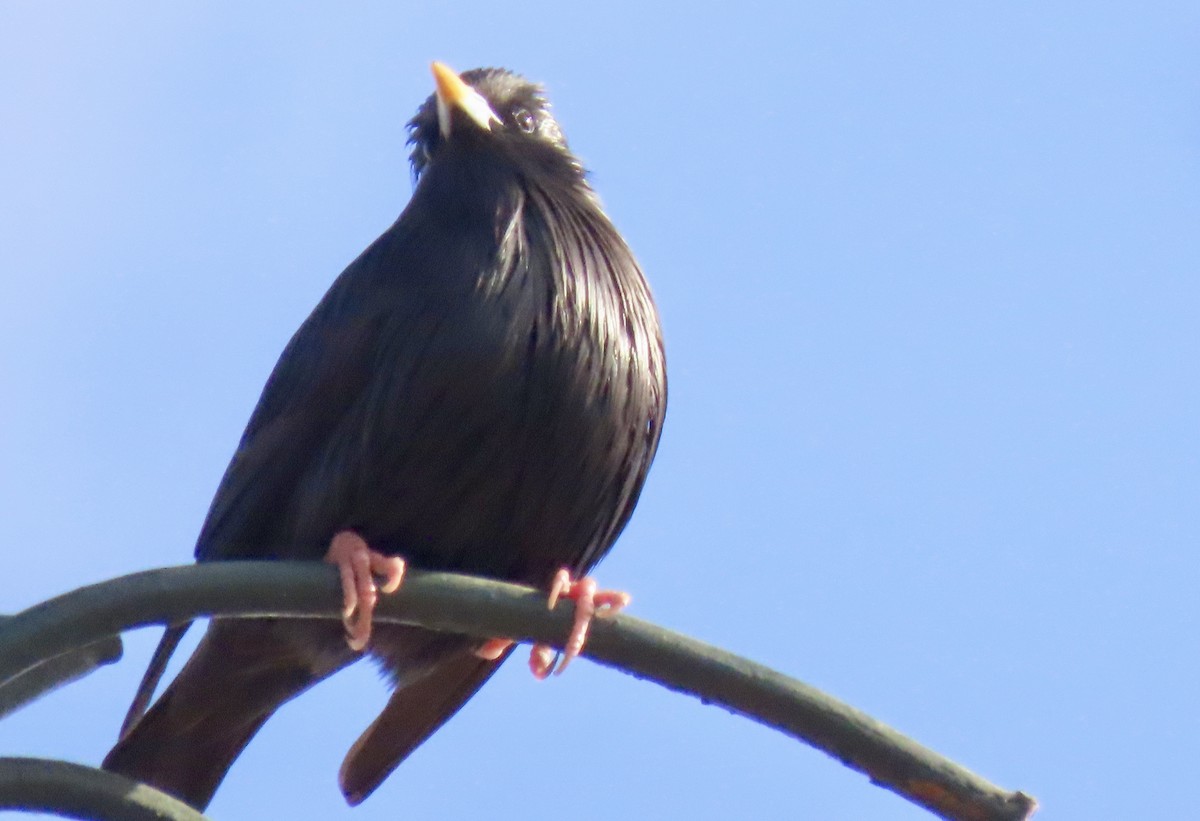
[538,569,630,677]
[475,637,512,661]
[471,570,629,677]
[324,531,406,651]
[472,640,556,679]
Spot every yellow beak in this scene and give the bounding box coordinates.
[431,61,500,138]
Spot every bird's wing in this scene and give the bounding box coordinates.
[338,647,514,805]
[195,233,400,561]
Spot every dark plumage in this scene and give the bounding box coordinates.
[102,65,666,809]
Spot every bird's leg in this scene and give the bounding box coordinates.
[473,569,630,679]
[324,531,406,651]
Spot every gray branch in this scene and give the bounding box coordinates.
[0,616,122,721]
[0,757,210,821]
[0,563,1038,821]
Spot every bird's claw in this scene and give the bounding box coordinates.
[324,531,406,651]
[471,570,629,677]
[537,569,630,678]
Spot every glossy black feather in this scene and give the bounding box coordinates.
[104,67,666,809]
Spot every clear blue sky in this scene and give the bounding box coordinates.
[2,4,1197,819]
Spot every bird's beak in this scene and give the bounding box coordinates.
[431,61,499,139]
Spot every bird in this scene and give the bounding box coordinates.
[102,62,667,810]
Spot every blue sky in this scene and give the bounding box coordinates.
[2,3,1197,819]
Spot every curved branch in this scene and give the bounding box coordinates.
[0,564,1037,821]
[0,618,122,721]
[0,757,210,821]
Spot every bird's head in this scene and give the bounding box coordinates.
[407,63,579,182]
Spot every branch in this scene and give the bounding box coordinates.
[0,563,1037,821]
[0,616,122,721]
[0,757,210,821]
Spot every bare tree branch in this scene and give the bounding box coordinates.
[0,563,1037,821]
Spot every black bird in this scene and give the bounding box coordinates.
[102,63,666,809]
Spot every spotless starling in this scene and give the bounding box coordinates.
[103,63,667,808]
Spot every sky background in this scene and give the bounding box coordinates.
[1,3,1197,819]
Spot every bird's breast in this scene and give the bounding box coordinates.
[349,194,662,585]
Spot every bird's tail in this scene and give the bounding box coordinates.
[103,619,354,810]
[338,647,512,805]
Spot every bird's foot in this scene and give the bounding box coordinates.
[324,531,406,651]
[475,637,514,661]
[541,569,631,677]
[473,569,630,679]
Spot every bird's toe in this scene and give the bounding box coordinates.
[324,531,405,651]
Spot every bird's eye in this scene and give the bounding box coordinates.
[512,107,536,134]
